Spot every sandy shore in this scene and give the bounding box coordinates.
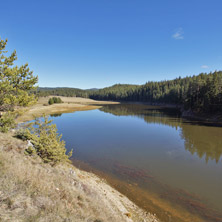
[16,96,119,123]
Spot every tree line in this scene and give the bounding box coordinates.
[37,72,222,114]
[37,87,89,98]
[89,72,222,114]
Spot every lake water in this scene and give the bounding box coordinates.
[50,104,222,222]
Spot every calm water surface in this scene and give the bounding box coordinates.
[51,104,222,222]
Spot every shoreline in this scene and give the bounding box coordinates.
[0,132,158,222]
[108,100,222,125]
[16,96,119,123]
[72,158,219,222]
[17,96,222,125]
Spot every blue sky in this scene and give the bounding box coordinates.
[1,0,222,89]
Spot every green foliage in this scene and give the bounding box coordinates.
[0,38,38,111]
[48,97,63,105]
[48,98,54,105]
[89,84,140,101]
[24,145,37,156]
[0,38,38,132]
[0,112,16,133]
[17,116,72,165]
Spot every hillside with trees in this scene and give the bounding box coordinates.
[89,72,222,114]
[37,87,91,98]
[89,84,140,101]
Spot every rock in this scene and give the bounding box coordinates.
[27,140,34,148]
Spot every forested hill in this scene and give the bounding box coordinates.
[38,71,222,114]
[89,84,140,100]
[37,87,93,98]
[37,85,139,99]
[90,71,222,114]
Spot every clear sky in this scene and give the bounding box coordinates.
[1,0,222,89]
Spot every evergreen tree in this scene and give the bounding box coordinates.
[17,116,72,165]
[0,38,38,131]
[0,38,38,111]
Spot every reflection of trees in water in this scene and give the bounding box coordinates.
[100,104,182,129]
[100,104,222,163]
[181,125,222,163]
[50,113,62,117]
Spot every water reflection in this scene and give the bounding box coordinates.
[182,125,222,163]
[100,104,222,163]
[50,113,62,117]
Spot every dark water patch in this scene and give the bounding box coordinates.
[50,113,63,117]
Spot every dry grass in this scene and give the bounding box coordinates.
[0,132,158,222]
[16,96,119,123]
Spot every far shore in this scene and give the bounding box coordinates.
[17,96,222,126]
[105,100,222,124]
[16,96,119,123]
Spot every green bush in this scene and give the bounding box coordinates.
[48,98,54,105]
[0,112,16,133]
[48,97,63,105]
[17,116,72,165]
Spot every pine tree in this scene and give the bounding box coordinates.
[0,38,38,132]
[0,38,38,111]
[18,116,72,165]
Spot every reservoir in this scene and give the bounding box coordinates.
[51,104,222,222]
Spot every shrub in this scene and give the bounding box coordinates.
[17,116,72,165]
[48,98,54,105]
[0,112,16,133]
[48,97,63,105]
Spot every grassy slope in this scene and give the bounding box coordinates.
[0,132,158,222]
